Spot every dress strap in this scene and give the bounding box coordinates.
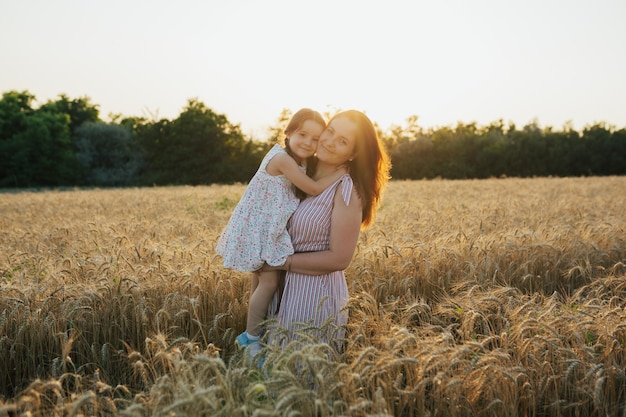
[338,174,354,206]
[260,144,285,171]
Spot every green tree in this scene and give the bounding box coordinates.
[75,122,142,186]
[607,128,626,175]
[474,121,509,178]
[582,123,620,175]
[137,98,254,185]
[384,115,434,179]
[430,124,476,179]
[0,91,34,185]
[40,94,100,134]
[0,91,81,187]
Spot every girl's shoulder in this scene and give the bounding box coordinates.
[267,143,286,156]
[260,144,287,169]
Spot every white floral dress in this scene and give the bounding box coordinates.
[216,144,302,271]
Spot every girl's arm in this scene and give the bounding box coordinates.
[263,184,362,275]
[267,153,346,196]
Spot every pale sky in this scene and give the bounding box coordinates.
[1,0,625,139]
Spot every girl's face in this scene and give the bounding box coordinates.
[316,116,357,166]
[287,120,325,162]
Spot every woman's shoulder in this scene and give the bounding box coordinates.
[332,175,362,222]
[334,174,355,206]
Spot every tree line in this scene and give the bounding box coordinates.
[1,90,624,189]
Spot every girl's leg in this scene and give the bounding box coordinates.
[251,270,260,294]
[246,270,279,337]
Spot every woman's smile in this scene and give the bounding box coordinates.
[317,116,357,165]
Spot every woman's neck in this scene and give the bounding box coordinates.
[314,161,342,180]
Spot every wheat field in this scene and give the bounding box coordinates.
[0,177,625,417]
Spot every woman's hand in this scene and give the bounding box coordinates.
[259,255,291,273]
[274,185,362,276]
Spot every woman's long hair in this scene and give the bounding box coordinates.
[331,110,391,228]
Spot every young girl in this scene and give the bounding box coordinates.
[216,108,346,357]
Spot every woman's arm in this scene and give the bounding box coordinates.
[267,153,346,196]
[263,184,362,275]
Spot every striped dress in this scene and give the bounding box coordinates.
[266,174,352,352]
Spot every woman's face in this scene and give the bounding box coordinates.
[316,116,357,166]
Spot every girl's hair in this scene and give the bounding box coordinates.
[331,110,391,228]
[283,108,326,160]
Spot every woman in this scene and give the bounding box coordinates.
[215,108,346,358]
[262,109,391,352]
